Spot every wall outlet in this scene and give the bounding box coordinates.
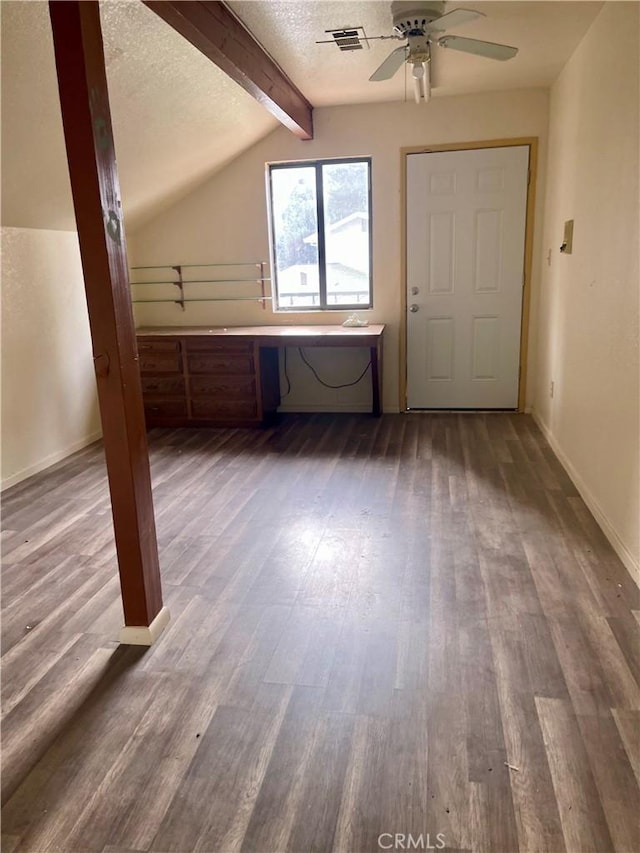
[550,380,555,398]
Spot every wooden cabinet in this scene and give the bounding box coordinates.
[137,333,280,428]
[137,323,384,426]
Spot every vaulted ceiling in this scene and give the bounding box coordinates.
[1,0,278,231]
[1,0,602,232]
[229,1,603,105]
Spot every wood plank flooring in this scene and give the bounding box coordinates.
[1,413,639,853]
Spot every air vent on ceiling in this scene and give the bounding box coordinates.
[325,27,369,51]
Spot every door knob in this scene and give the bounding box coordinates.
[411,286,420,295]
[409,304,419,313]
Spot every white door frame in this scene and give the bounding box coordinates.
[399,137,539,412]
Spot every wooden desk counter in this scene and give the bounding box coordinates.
[136,324,385,426]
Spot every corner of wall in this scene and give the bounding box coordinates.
[1,226,102,490]
[532,2,640,582]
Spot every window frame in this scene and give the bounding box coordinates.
[267,157,373,312]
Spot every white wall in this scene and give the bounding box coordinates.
[533,2,639,577]
[130,88,549,413]
[1,227,101,489]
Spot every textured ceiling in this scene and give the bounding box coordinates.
[229,1,603,104]
[1,0,278,231]
[1,0,602,232]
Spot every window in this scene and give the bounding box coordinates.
[268,158,372,311]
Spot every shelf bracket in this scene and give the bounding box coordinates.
[171,265,185,311]
[258,261,266,310]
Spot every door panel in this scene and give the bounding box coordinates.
[429,212,455,293]
[427,317,455,381]
[472,315,500,380]
[474,209,503,292]
[406,145,529,409]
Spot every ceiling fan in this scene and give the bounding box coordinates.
[318,2,518,104]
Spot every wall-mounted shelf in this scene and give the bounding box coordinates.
[129,262,271,311]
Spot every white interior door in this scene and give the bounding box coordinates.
[406,145,529,409]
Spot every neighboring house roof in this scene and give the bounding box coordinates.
[300,212,369,275]
[303,211,368,246]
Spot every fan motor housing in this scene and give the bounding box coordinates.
[391,1,446,35]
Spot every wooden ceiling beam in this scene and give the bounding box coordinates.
[143,0,313,140]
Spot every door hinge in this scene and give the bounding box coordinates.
[527,169,531,186]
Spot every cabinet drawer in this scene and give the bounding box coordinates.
[141,376,186,395]
[137,339,181,353]
[139,353,182,373]
[144,399,188,419]
[190,375,256,398]
[191,398,257,419]
[185,338,253,353]
[187,353,254,375]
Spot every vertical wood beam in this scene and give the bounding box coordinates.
[49,0,167,642]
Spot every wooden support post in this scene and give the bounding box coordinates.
[49,0,168,645]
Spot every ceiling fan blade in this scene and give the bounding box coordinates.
[369,45,408,81]
[438,35,518,61]
[427,8,485,32]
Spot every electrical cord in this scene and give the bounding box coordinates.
[281,347,291,398]
[298,347,371,389]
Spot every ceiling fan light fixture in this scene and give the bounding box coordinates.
[412,60,430,103]
[413,74,422,104]
[423,60,431,101]
[345,3,519,96]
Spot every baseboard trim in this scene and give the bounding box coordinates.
[119,606,171,646]
[531,410,639,587]
[1,430,103,492]
[278,403,384,414]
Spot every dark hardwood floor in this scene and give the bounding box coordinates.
[1,413,638,853]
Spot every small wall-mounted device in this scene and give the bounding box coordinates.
[560,219,574,254]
